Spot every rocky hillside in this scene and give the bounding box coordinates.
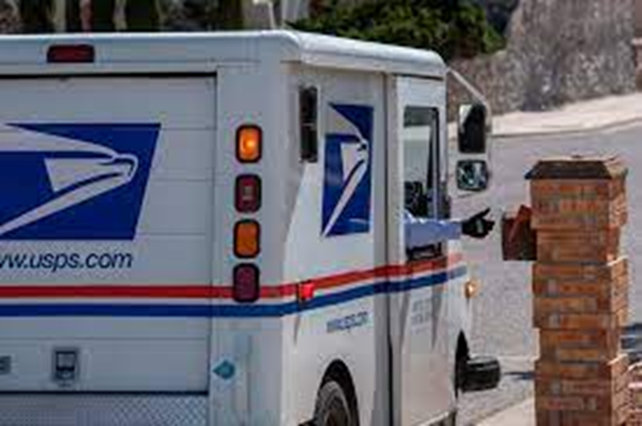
[450,0,635,114]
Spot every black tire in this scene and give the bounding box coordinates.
[314,380,356,426]
[455,352,469,397]
[462,356,501,392]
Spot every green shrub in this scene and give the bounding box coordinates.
[291,0,505,60]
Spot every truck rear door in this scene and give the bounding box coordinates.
[0,76,216,392]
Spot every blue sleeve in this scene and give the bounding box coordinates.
[404,212,462,249]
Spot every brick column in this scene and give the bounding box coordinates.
[527,157,630,426]
[630,363,642,424]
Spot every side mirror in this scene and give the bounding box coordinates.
[458,103,488,154]
[457,160,490,192]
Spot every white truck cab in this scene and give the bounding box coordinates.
[0,31,498,426]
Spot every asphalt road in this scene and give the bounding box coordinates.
[455,123,642,425]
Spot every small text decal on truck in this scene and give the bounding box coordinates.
[0,123,159,240]
[0,251,134,273]
[322,104,374,237]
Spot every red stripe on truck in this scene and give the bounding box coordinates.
[0,253,463,300]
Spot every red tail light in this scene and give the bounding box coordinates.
[235,175,262,213]
[233,264,260,303]
[47,45,95,63]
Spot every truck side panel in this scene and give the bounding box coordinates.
[281,66,388,426]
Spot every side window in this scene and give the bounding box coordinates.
[403,106,439,219]
[403,106,442,261]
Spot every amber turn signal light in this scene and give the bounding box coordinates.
[234,220,261,258]
[236,125,262,163]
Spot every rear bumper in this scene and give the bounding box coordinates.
[0,394,208,426]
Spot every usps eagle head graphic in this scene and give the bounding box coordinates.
[322,104,374,237]
[0,123,160,240]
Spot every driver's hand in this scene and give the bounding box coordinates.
[462,208,495,239]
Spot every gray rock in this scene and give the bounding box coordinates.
[0,0,19,34]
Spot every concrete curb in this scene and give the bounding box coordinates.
[491,117,642,140]
[448,117,642,144]
[475,398,534,426]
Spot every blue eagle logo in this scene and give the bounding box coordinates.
[322,104,374,237]
[0,123,159,240]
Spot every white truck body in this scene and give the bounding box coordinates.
[0,31,482,426]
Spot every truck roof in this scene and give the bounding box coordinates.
[0,30,447,78]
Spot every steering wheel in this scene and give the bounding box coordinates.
[405,181,427,216]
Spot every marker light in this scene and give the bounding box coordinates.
[233,264,260,303]
[47,45,95,63]
[297,281,315,303]
[465,280,479,299]
[235,175,262,213]
[234,220,260,258]
[236,125,262,163]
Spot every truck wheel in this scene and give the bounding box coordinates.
[462,356,501,392]
[455,351,468,397]
[314,380,355,426]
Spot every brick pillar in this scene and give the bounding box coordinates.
[630,363,642,424]
[527,157,630,426]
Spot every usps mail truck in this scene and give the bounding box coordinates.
[0,31,498,426]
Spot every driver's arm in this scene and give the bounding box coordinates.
[404,210,461,250]
[404,208,494,250]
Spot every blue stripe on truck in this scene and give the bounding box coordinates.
[0,266,467,318]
